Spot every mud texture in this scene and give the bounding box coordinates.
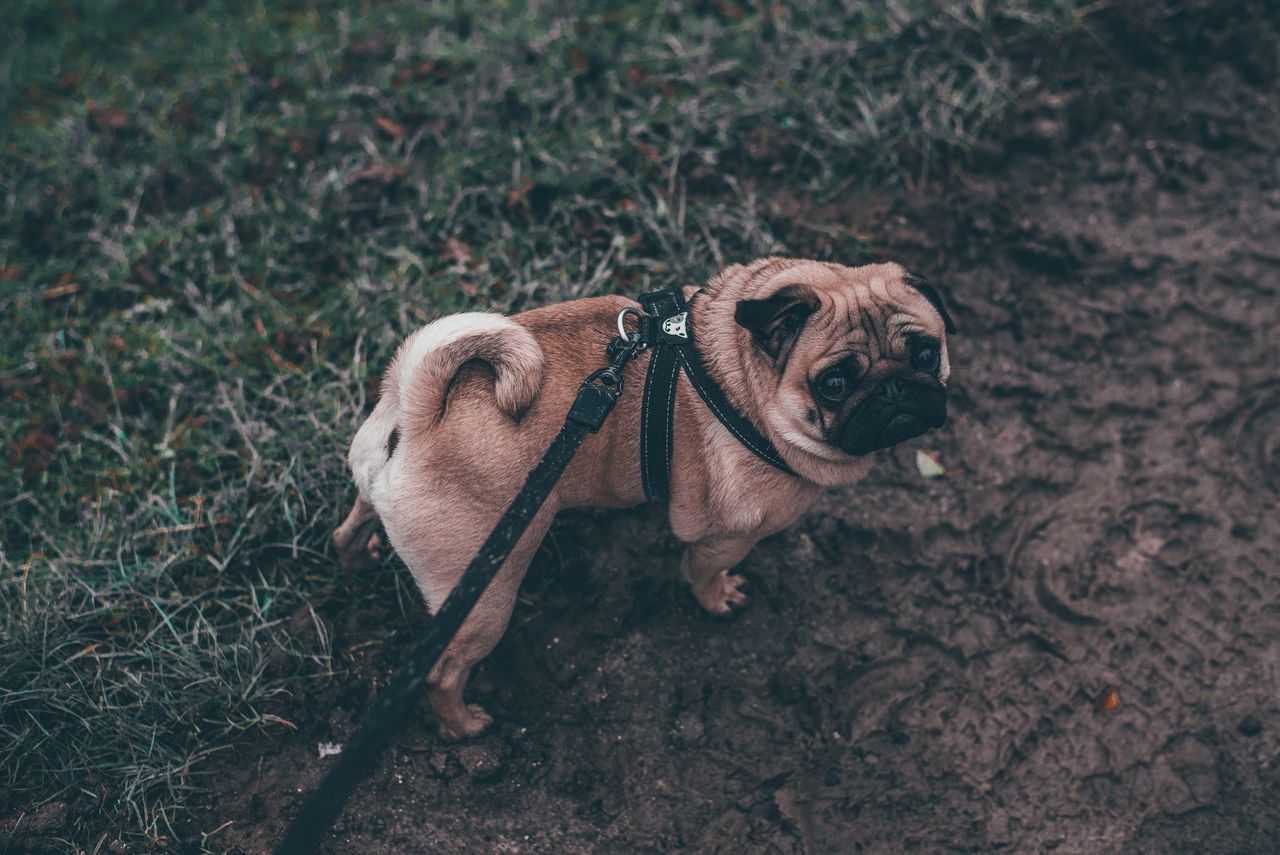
[208,11,1280,855]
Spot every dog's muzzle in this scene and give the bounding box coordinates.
[839,377,947,455]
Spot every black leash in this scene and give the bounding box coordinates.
[636,287,795,501]
[275,329,644,855]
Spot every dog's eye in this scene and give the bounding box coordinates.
[816,367,850,403]
[913,341,940,374]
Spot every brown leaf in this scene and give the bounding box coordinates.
[87,106,131,131]
[287,130,319,159]
[13,427,57,476]
[57,71,84,93]
[440,237,472,265]
[375,116,408,139]
[568,48,590,75]
[348,163,408,185]
[129,260,158,288]
[1099,687,1120,713]
[505,179,533,210]
[392,58,448,86]
[636,142,661,163]
[72,383,112,425]
[43,282,79,300]
[0,266,22,281]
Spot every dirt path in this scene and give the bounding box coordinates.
[209,22,1280,855]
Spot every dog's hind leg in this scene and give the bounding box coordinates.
[422,504,557,741]
[332,495,383,570]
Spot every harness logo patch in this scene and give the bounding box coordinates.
[662,312,689,339]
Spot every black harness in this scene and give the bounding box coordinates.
[633,287,795,500]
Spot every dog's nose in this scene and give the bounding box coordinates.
[878,379,906,402]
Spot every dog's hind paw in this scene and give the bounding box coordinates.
[693,570,748,615]
[438,704,494,742]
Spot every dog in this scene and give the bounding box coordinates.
[332,257,954,740]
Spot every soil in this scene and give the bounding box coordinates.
[202,10,1280,855]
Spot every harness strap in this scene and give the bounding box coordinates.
[636,287,795,502]
[639,289,685,501]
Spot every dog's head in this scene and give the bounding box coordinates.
[711,258,955,461]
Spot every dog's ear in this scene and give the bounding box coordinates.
[734,284,820,363]
[904,272,956,334]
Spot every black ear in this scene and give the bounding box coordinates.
[904,272,957,334]
[734,285,819,364]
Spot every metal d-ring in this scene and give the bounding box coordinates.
[616,306,645,341]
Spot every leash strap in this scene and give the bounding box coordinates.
[636,287,795,501]
[275,337,641,855]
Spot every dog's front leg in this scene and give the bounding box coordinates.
[680,536,759,615]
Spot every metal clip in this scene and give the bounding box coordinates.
[570,330,645,432]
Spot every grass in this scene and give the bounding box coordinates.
[1,0,1084,848]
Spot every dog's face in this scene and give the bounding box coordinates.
[726,259,954,460]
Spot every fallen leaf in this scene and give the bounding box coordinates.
[87,106,131,131]
[636,142,662,163]
[375,116,407,139]
[0,266,22,281]
[13,427,57,476]
[347,163,407,185]
[66,642,102,663]
[129,260,158,288]
[57,71,84,93]
[392,66,415,88]
[42,282,79,300]
[915,449,945,478]
[440,237,472,264]
[505,179,533,210]
[71,383,112,425]
[1099,687,1120,713]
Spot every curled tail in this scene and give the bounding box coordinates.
[391,312,545,430]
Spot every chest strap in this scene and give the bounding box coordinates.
[636,287,795,502]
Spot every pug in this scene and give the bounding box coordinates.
[332,258,954,740]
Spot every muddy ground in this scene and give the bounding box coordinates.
[204,18,1280,855]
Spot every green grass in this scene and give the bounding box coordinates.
[1,0,1083,848]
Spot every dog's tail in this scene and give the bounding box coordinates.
[390,312,545,432]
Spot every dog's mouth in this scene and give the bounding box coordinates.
[838,378,947,456]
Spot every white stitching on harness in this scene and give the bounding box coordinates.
[641,346,657,495]
[661,355,678,488]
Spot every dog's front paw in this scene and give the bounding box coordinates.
[693,570,748,615]
[438,703,493,741]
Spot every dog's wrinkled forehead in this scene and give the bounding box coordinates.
[747,259,950,337]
